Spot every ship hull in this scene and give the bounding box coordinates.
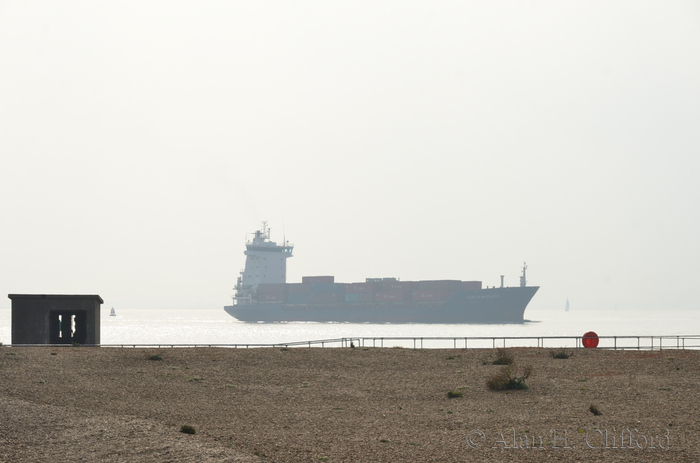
[224,286,539,324]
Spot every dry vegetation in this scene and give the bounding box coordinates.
[1,346,700,462]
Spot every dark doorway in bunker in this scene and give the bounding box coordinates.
[49,310,87,344]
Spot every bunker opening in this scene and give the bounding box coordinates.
[50,310,87,344]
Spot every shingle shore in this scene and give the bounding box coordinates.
[1,346,698,462]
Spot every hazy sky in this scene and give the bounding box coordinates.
[1,1,699,313]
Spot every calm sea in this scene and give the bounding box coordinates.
[2,307,699,348]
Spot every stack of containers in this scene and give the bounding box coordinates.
[302,276,344,303]
[461,281,482,290]
[375,280,416,303]
[280,277,483,305]
[302,276,334,284]
[412,280,462,302]
[344,282,374,303]
[256,283,286,303]
[287,283,311,304]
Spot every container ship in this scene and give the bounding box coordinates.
[224,224,539,324]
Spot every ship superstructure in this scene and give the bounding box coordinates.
[233,221,293,305]
[226,224,539,324]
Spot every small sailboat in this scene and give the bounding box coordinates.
[110,307,116,316]
[565,298,569,312]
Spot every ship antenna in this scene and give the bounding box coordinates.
[520,262,528,287]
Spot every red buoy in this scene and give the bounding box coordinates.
[582,331,599,348]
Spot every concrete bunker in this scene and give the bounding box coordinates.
[9,294,103,345]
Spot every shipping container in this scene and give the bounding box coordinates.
[461,281,482,290]
[344,282,375,293]
[287,293,310,304]
[412,290,444,301]
[344,293,360,303]
[310,283,340,294]
[381,281,416,291]
[311,292,342,303]
[443,290,458,300]
[302,276,335,284]
[374,290,405,302]
[335,283,348,293]
[419,280,462,291]
[287,283,311,294]
[257,283,287,294]
[358,293,374,303]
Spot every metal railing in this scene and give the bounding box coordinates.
[6,335,700,350]
[336,335,700,350]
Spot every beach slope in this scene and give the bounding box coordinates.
[1,346,698,462]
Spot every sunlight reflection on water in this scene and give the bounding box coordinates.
[2,307,699,348]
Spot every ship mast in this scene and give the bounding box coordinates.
[519,262,528,287]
